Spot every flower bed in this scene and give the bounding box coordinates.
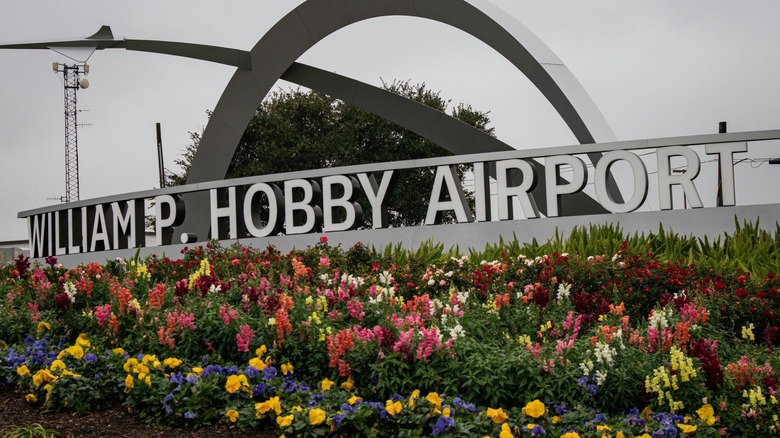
[1,226,780,436]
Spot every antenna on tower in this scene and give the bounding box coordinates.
[52,62,90,203]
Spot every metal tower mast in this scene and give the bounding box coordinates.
[53,62,88,203]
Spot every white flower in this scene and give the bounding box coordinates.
[556,283,572,301]
[579,359,594,376]
[649,308,671,330]
[594,342,617,367]
[595,369,608,386]
[64,282,78,303]
[379,271,393,285]
[448,324,465,340]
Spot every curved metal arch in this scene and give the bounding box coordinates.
[187,0,618,185]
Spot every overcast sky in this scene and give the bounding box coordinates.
[1,1,780,242]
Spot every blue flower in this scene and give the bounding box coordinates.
[184,411,196,420]
[170,373,184,386]
[282,378,297,393]
[332,413,346,428]
[391,392,404,402]
[252,382,270,397]
[432,416,455,436]
[531,424,545,436]
[244,366,258,378]
[83,353,98,364]
[263,366,277,380]
[299,381,311,393]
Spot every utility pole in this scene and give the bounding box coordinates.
[53,62,89,203]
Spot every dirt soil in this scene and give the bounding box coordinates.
[0,388,275,437]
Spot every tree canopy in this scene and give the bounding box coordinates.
[170,81,494,227]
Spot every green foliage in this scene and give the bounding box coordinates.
[1,424,58,438]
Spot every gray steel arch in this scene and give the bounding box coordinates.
[189,0,618,185]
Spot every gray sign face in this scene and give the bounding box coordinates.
[18,131,774,260]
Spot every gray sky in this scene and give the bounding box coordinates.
[2,1,780,242]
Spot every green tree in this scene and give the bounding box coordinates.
[170,81,494,227]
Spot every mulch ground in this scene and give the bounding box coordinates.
[0,388,275,437]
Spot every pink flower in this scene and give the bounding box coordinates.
[95,304,112,327]
[236,324,255,353]
[320,236,328,243]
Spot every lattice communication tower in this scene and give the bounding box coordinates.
[53,62,88,203]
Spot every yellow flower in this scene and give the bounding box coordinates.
[75,333,90,348]
[268,396,282,415]
[596,425,611,432]
[25,393,37,403]
[426,392,443,409]
[310,408,326,425]
[320,378,335,391]
[37,321,51,333]
[616,431,625,438]
[697,403,715,425]
[292,406,303,413]
[254,397,282,417]
[50,360,66,372]
[277,414,294,428]
[409,389,420,408]
[341,377,355,391]
[226,375,243,394]
[347,395,361,405]
[636,434,651,438]
[249,357,266,370]
[192,366,203,374]
[677,423,697,435]
[163,357,182,368]
[524,399,545,419]
[281,362,294,375]
[499,423,515,438]
[144,376,151,387]
[142,354,161,369]
[112,348,125,355]
[256,345,268,357]
[552,415,560,424]
[125,374,134,389]
[386,400,403,416]
[61,370,81,378]
[123,358,139,373]
[255,402,269,417]
[16,365,29,376]
[442,407,451,417]
[64,345,84,360]
[487,407,509,424]
[560,433,581,438]
[226,409,239,423]
[32,370,55,387]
